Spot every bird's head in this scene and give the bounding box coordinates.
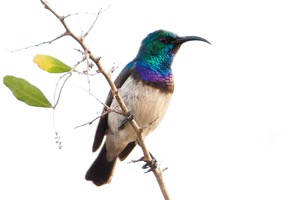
[135,29,210,67]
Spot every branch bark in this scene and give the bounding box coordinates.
[40,1,170,199]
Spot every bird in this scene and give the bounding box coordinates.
[85,29,210,186]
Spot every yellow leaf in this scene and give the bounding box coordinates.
[33,54,72,73]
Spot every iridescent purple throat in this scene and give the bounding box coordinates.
[134,64,174,93]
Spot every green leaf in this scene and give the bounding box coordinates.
[33,54,72,73]
[3,76,52,108]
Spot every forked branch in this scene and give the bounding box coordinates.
[39,1,170,199]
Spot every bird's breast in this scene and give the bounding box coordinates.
[108,76,173,142]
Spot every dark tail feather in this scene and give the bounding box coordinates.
[85,144,116,186]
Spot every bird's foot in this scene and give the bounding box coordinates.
[128,153,158,173]
[143,158,158,173]
[118,111,134,130]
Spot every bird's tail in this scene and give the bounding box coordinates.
[85,144,117,186]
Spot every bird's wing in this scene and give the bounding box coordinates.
[92,61,137,152]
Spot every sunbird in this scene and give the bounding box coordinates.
[85,29,210,186]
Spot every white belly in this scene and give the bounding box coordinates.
[106,76,172,158]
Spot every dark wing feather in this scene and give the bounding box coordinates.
[92,62,136,152]
[118,141,137,161]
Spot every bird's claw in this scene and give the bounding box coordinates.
[128,155,158,173]
[142,159,158,173]
[118,111,134,130]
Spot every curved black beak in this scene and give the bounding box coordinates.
[173,36,211,45]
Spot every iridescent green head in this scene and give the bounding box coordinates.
[135,29,210,68]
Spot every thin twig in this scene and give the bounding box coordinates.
[65,11,102,19]
[108,62,120,74]
[140,117,159,131]
[74,94,128,129]
[11,32,67,53]
[64,4,110,19]
[73,55,87,71]
[73,85,125,116]
[161,167,168,172]
[74,116,100,129]
[74,48,84,54]
[82,8,102,38]
[53,72,72,109]
[39,1,170,199]
[84,50,91,85]
[74,105,124,129]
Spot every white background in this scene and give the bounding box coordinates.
[1,0,300,199]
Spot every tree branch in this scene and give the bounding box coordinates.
[40,1,170,199]
[11,32,67,53]
[82,8,102,38]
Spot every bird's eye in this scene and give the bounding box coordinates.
[159,37,172,44]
